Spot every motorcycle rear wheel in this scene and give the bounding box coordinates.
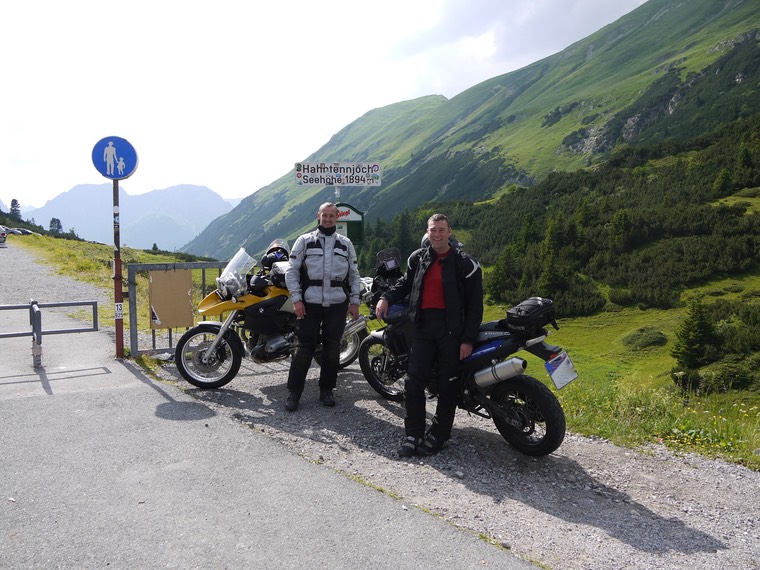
[313,328,368,369]
[489,375,566,457]
[175,326,243,389]
[358,336,405,402]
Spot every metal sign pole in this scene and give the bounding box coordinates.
[113,179,124,358]
[92,136,137,359]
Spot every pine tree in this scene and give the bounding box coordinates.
[486,244,517,301]
[10,199,21,220]
[671,299,721,369]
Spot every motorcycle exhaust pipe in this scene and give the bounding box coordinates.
[473,357,527,390]
[343,315,368,338]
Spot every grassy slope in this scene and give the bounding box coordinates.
[186,0,760,260]
[523,265,760,471]
[183,95,449,257]
[454,0,760,175]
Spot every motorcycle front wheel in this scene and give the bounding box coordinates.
[175,326,243,389]
[489,375,566,457]
[314,328,368,369]
[358,336,405,402]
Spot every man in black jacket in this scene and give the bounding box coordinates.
[375,213,483,457]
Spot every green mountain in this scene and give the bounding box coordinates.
[183,0,760,260]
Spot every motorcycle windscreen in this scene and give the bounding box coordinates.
[217,248,257,298]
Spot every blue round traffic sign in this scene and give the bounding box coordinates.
[92,136,138,180]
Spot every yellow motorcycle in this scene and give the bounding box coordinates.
[175,240,368,389]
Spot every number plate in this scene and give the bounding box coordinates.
[544,351,578,389]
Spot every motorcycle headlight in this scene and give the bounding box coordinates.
[216,277,230,300]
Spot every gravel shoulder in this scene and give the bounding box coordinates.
[3,241,759,570]
[152,359,759,570]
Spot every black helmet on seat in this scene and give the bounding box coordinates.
[249,274,270,295]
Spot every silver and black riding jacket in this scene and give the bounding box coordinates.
[285,229,362,307]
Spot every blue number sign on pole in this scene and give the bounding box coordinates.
[91,136,138,180]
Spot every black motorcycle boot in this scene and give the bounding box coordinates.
[319,390,336,407]
[418,419,448,456]
[417,433,445,456]
[285,392,300,412]
[397,435,422,458]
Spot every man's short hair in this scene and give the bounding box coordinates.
[427,213,450,227]
[319,202,337,213]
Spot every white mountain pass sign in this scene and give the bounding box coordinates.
[294,162,382,187]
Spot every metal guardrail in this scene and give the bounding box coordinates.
[0,299,99,367]
[126,262,226,357]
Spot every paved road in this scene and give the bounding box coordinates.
[0,242,534,569]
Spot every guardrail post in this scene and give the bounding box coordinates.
[128,264,138,357]
[29,299,43,368]
[1,300,98,367]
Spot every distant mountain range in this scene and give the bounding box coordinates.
[23,184,234,251]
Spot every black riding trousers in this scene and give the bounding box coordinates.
[404,309,461,441]
[287,301,347,395]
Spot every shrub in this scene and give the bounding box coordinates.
[608,288,634,305]
[703,356,758,392]
[672,357,758,394]
[602,302,624,312]
[622,326,668,350]
[671,367,702,394]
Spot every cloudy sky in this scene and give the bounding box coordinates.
[0,0,647,211]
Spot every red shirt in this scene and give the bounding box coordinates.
[420,250,451,309]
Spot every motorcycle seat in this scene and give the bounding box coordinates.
[478,320,507,332]
[384,312,410,325]
[383,303,409,325]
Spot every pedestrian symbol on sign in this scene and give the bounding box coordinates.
[92,136,138,180]
[104,141,118,175]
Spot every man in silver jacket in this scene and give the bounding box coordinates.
[284,202,362,411]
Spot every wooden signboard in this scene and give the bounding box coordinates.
[148,270,194,329]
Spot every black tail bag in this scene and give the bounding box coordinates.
[502,297,559,338]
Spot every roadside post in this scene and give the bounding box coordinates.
[91,136,139,358]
